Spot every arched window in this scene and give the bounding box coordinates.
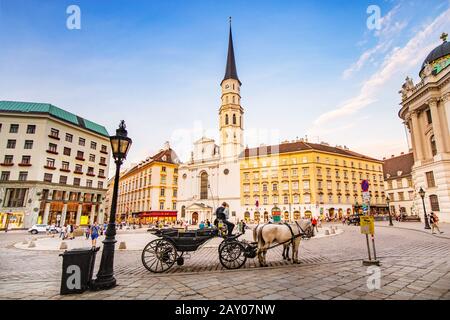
[225,114,229,125]
[232,114,236,125]
[430,135,437,156]
[429,195,440,211]
[200,172,208,199]
[232,96,235,104]
[181,205,186,218]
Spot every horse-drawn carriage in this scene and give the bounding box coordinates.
[141,219,314,273]
[141,225,258,273]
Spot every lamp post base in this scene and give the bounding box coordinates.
[363,259,380,266]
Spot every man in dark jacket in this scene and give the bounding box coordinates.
[215,202,234,236]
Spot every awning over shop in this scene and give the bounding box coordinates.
[138,211,178,218]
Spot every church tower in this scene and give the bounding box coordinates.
[219,19,244,161]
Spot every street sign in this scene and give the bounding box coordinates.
[360,216,374,235]
[361,179,369,192]
[362,191,371,202]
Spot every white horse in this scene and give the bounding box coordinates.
[255,220,313,267]
[253,223,293,261]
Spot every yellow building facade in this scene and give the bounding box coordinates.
[240,140,386,222]
[116,144,180,224]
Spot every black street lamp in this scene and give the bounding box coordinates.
[92,120,132,290]
[386,195,393,226]
[419,187,431,230]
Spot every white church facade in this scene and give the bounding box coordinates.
[176,24,244,224]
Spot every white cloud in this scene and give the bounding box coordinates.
[313,7,450,128]
[342,4,407,79]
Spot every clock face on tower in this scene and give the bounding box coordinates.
[225,84,230,89]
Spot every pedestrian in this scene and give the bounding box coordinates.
[85,225,91,240]
[206,219,211,228]
[60,225,66,239]
[430,212,444,234]
[312,217,318,233]
[90,222,99,248]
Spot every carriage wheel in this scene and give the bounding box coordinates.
[141,239,177,273]
[218,239,232,255]
[219,241,247,269]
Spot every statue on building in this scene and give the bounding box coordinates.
[399,76,414,100]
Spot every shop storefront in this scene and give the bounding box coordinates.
[138,211,177,224]
[0,212,25,230]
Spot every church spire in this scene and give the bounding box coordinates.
[222,17,241,85]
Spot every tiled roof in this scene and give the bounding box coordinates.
[121,148,179,179]
[240,141,381,162]
[382,152,414,179]
[0,100,109,137]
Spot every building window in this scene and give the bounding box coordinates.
[232,114,236,125]
[173,202,177,210]
[48,143,57,153]
[429,195,440,211]
[98,181,104,189]
[75,164,83,173]
[62,161,69,170]
[304,194,311,204]
[79,138,85,146]
[225,114,229,125]
[43,173,52,182]
[89,154,95,162]
[3,155,13,164]
[0,171,10,181]
[23,140,33,149]
[160,188,165,196]
[21,156,31,164]
[9,124,19,133]
[86,180,93,188]
[160,202,164,210]
[426,171,435,188]
[46,158,55,168]
[6,140,16,149]
[5,188,27,207]
[162,166,166,172]
[161,176,166,184]
[272,183,278,191]
[398,192,404,201]
[200,172,208,199]
[27,125,36,134]
[273,196,278,204]
[50,128,59,138]
[87,167,94,175]
[100,157,106,165]
[430,136,437,156]
[90,141,97,150]
[99,169,105,177]
[173,189,177,197]
[65,133,73,142]
[101,145,107,153]
[303,180,310,189]
[73,178,81,186]
[59,176,67,184]
[63,147,71,156]
[426,109,432,124]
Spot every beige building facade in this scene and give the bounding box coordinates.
[399,34,450,222]
[0,101,111,229]
[116,143,180,224]
[383,152,417,217]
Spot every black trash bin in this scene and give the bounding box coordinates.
[60,247,99,295]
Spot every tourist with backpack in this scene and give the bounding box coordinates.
[90,222,100,248]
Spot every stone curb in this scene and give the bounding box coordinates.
[375,224,450,240]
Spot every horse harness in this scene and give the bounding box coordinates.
[259,221,309,250]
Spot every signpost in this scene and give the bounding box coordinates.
[360,180,380,266]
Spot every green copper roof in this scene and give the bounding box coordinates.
[0,101,109,137]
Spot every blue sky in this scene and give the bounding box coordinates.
[1,0,449,170]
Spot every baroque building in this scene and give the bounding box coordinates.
[115,142,180,224]
[399,33,450,222]
[239,140,386,222]
[177,24,243,224]
[382,152,416,217]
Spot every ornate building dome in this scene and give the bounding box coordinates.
[420,32,449,75]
